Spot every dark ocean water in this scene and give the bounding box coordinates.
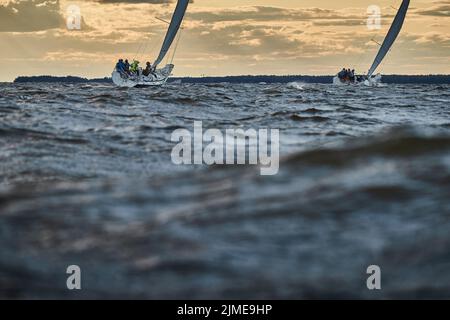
[0,82,449,299]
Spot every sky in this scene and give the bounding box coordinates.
[0,0,449,81]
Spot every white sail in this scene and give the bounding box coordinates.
[153,0,189,67]
[367,0,410,77]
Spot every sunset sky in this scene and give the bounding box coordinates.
[0,0,449,81]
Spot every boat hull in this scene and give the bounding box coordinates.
[333,74,382,87]
[112,64,174,88]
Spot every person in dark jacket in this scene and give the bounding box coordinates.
[143,62,152,77]
[124,59,130,74]
[350,69,355,82]
[338,68,346,80]
[115,59,125,73]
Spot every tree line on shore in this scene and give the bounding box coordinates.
[13,75,450,84]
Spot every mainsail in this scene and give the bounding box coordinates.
[367,0,410,77]
[153,0,189,67]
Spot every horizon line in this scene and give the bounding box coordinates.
[9,74,450,82]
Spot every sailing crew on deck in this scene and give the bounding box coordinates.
[115,59,125,74]
[124,59,130,74]
[143,62,152,77]
[350,69,355,82]
[338,68,346,80]
[130,60,140,75]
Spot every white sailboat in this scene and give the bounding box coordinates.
[112,0,189,88]
[334,0,410,86]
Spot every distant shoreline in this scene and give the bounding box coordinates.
[12,75,450,84]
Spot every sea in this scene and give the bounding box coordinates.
[0,82,449,299]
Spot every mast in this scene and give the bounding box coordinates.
[153,0,189,68]
[367,0,410,77]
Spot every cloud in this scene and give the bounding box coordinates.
[412,32,450,46]
[186,6,359,23]
[0,0,64,32]
[0,2,449,80]
[94,0,172,3]
[93,0,194,4]
[416,4,450,17]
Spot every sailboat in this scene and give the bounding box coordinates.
[333,0,410,86]
[112,0,189,88]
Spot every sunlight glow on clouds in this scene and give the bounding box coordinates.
[0,0,449,81]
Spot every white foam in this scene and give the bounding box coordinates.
[287,82,306,90]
